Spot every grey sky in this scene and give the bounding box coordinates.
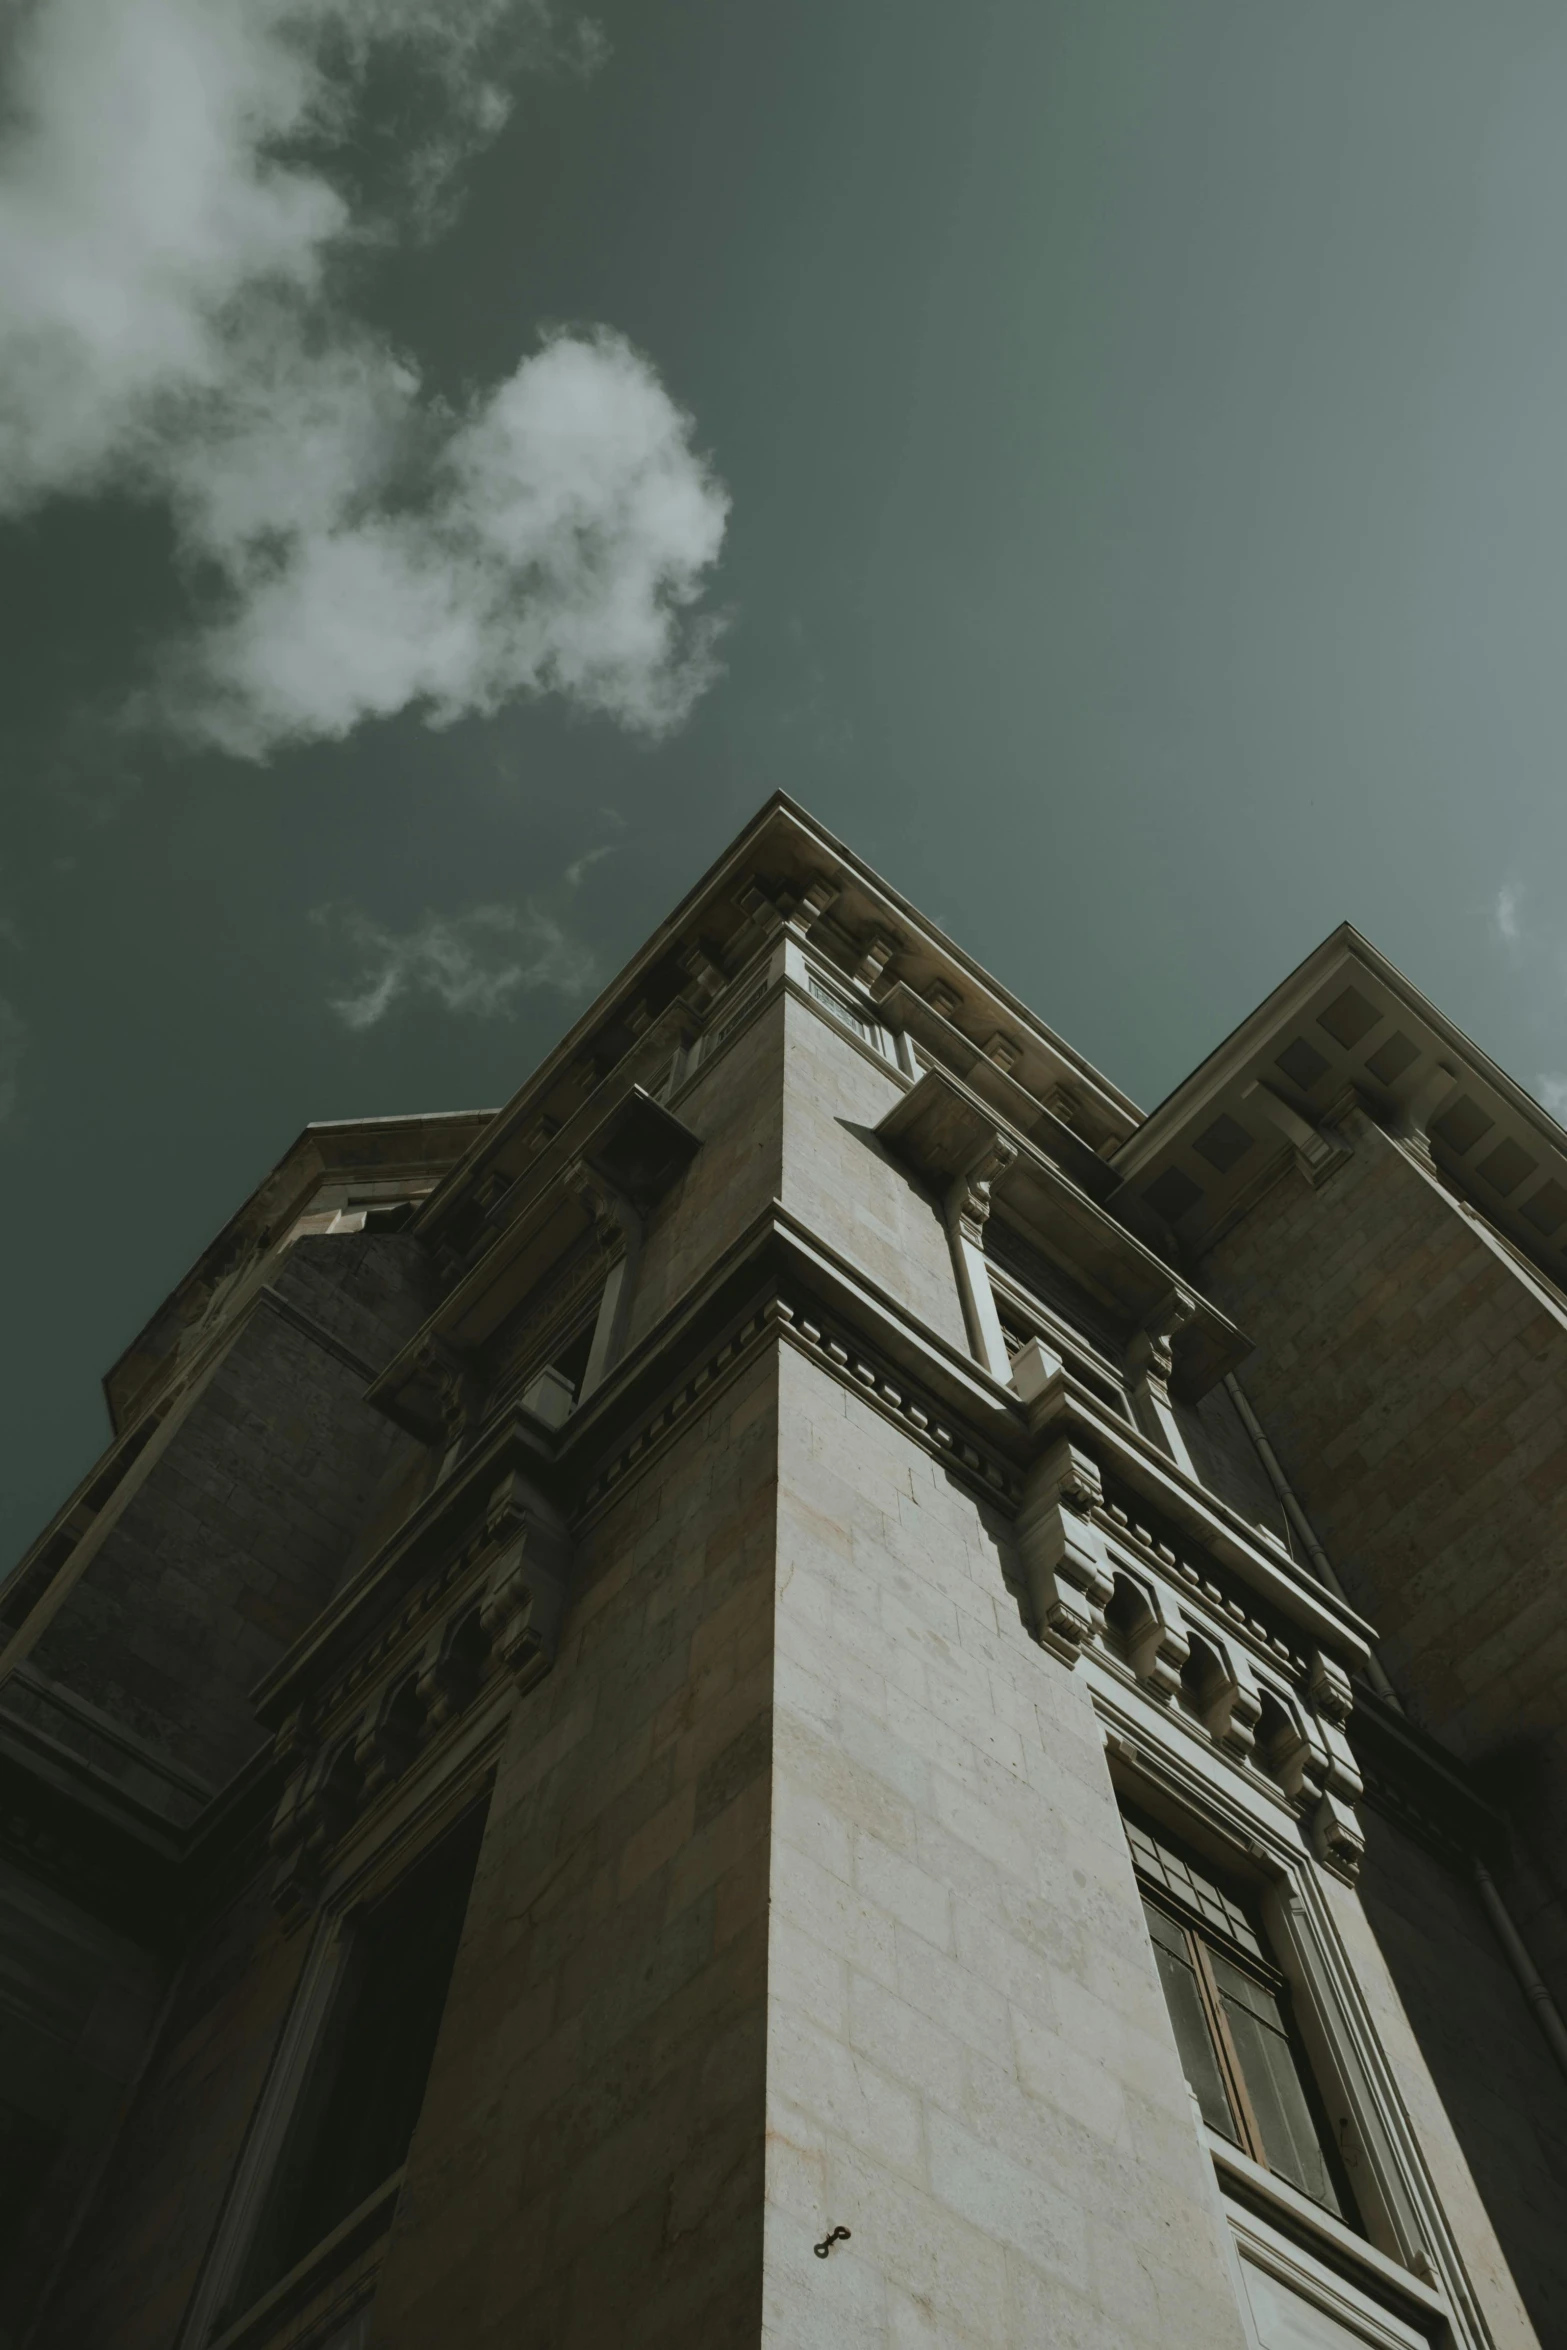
[4,0,1567,1557]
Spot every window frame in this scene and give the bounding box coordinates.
[1098,1719,1499,2349]
[1135,1861,1355,2223]
[181,1768,494,2350]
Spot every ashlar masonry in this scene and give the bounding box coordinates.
[1,797,1564,2350]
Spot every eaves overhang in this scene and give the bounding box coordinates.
[877,1064,1250,1400]
[409,794,1144,1252]
[101,1109,493,1437]
[1110,922,1567,1276]
[367,1088,702,1438]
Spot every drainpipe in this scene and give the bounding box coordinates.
[1222,1371,1402,1711]
[1472,1863,1567,2080]
[1225,1371,1567,2083]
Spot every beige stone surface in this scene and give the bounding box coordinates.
[368,1347,778,2350]
[625,999,786,1354]
[779,994,971,1355]
[763,1345,1250,2350]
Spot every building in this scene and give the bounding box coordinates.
[1,794,1564,2350]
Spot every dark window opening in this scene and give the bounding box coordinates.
[549,1314,598,1402]
[1178,1635,1223,1724]
[1104,1573,1147,1664]
[1126,1813,1355,2224]
[225,1797,488,2323]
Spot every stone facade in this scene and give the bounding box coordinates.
[1,801,1563,2350]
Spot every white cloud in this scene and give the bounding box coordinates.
[1495,884,1522,945]
[0,1001,26,1125]
[0,0,728,760]
[1536,1076,1567,1125]
[316,899,598,1028]
[562,843,617,888]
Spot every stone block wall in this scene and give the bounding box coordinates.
[366,1342,780,2350]
[780,996,970,1356]
[1352,1811,1567,2350]
[19,1234,437,1802]
[625,998,786,1353]
[1199,1109,1567,1989]
[763,1345,1249,2350]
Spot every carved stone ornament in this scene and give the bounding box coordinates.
[853,930,899,992]
[946,1132,1019,1245]
[1126,1285,1199,1396]
[679,940,728,1011]
[265,1468,571,1922]
[1110,1571,1190,1705]
[411,1332,481,1450]
[1241,1078,1352,1189]
[1015,1437,1113,1662]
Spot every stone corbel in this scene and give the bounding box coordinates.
[1241,1079,1351,1188]
[410,1332,482,1462]
[853,930,899,994]
[1310,1790,1365,1881]
[1112,1569,1191,1704]
[789,877,840,938]
[1305,1652,1364,1805]
[1261,1690,1330,1814]
[477,1472,572,1690]
[737,875,839,949]
[352,1675,422,1798]
[268,1736,357,1925]
[1266,1653,1363,1879]
[414,1610,487,1730]
[679,941,728,1011]
[1391,1063,1463,1171]
[1194,1632,1263,1759]
[944,1131,1018,1383]
[1125,1287,1199,1474]
[1016,1436,1113,1662]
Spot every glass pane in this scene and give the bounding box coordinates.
[229,1802,487,2317]
[1142,1901,1239,2140]
[1210,1952,1344,2216]
[1125,1820,1262,1958]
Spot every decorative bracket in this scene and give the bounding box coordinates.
[1241,1079,1351,1189]
[853,930,899,993]
[1125,1287,1199,1473]
[1016,1436,1114,1661]
[944,1131,1018,1383]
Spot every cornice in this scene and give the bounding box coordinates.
[1112,922,1567,1285]
[251,1199,1372,1758]
[406,794,1142,1253]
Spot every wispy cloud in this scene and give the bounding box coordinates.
[316,899,599,1029]
[0,0,729,761]
[1494,883,1522,945]
[1535,1075,1567,1124]
[562,843,617,889]
[0,1002,27,1127]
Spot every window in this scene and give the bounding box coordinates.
[220,1800,486,2327]
[806,972,871,1039]
[1128,1815,1352,2222]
